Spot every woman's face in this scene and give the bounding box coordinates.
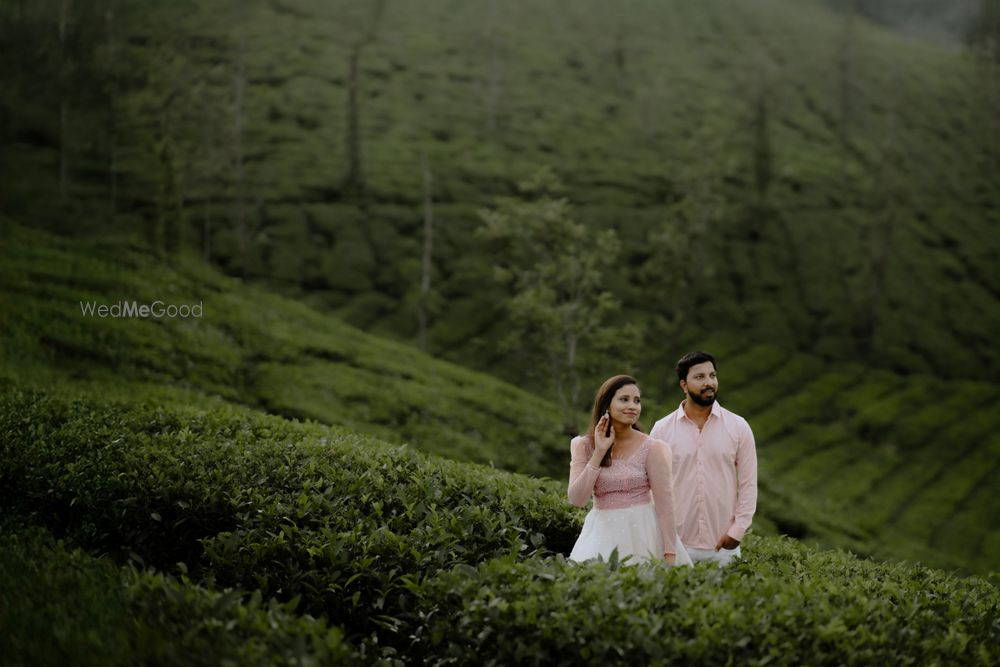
[608,384,641,427]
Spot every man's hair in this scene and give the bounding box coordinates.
[676,351,716,382]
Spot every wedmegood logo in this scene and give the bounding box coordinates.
[79,300,204,319]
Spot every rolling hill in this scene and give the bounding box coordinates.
[0,219,566,477]
[2,387,997,664]
[2,0,999,660]
[0,0,997,389]
[3,219,999,575]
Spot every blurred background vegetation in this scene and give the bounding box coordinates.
[1,0,998,578]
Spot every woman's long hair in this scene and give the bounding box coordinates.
[587,374,644,467]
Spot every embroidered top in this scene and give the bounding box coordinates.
[567,435,678,556]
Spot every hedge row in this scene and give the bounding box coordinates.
[7,522,995,666]
[403,537,1000,666]
[5,388,998,665]
[0,388,582,639]
[0,222,567,479]
[0,525,358,666]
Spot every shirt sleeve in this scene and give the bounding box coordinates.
[727,419,758,541]
[567,436,600,507]
[649,418,666,443]
[647,439,677,557]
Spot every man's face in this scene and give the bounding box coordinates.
[681,361,717,407]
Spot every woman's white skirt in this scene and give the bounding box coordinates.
[570,503,693,566]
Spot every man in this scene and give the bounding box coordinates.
[650,351,757,566]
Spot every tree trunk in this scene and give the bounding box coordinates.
[861,106,900,356]
[59,101,68,199]
[565,332,579,429]
[991,57,1000,176]
[107,7,117,218]
[234,34,247,274]
[203,196,212,263]
[552,350,571,434]
[58,0,70,200]
[109,136,117,216]
[836,3,855,187]
[752,90,772,206]
[344,46,363,194]
[483,0,499,134]
[487,45,499,133]
[343,0,387,196]
[59,0,69,39]
[418,153,434,351]
[613,31,626,74]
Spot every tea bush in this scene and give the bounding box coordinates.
[4,388,999,665]
[0,525,358,666]
[0,388,581,638]
[405,536,1000,666]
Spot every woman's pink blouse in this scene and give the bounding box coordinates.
[567,435,678,557]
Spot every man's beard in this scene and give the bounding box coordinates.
[688,389,716,407]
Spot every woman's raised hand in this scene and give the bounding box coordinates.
[594,411,615,454]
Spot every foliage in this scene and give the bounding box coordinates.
[478,167,632,431]
[0,387,581,641]
[0,524,359,666]
[3,221,999,576]
[965,0,1000,59]
[0,0,996,387]
[406,536,1000,666]
[0,222,567,478]
[3,390,998,664]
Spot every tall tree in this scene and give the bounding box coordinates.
[834,0,861,189]
[138,26,206,258]
[858,100,904,356]
[343,0,388,196]
[104,4,118,217]
[417,152,435,352]
[478,168,625,432]
[966,0,1000,173]
[58,0,70,199]
[479,0,504,134]
[751,85,773,211]
[642,125,727,336]
[233,33,247,272]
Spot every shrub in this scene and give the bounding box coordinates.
[0,524,358,666]
[0,388,582,639]
[405,536,1000,666]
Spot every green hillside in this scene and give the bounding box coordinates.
[1,0,997,388]
[0,220,566,477]
[3,220,999,575]
[2,390,997,665]
[705,340,1000,575]
[3,0,999,660]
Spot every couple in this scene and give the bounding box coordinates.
[567,351,757,567]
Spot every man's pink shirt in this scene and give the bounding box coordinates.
[650,401,757,549]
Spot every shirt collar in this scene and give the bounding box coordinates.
[676,399,722,423]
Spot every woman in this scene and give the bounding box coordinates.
[568,374,691,566]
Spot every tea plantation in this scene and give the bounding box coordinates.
[4,220,999,576]
[2,389,997,665]
[2,0,998,382]
[2,0,999,661]
[0,220,566,478]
